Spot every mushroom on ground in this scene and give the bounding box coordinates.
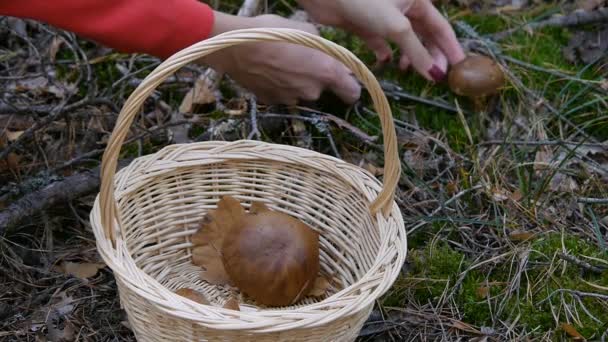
[448,54,505,110]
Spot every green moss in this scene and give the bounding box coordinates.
[407,222,444,249]
[189,124,207,139]
[119,140,159,159]
[506,233,608,337]
[385,242,467,305]
[531,232,606,258]
[460,271,495,325]
[383,232,607,337]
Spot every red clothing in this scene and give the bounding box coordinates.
[0,0,215,59]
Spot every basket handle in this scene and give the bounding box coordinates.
[99,28,401,243]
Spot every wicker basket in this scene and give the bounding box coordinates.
[90,28,407,341]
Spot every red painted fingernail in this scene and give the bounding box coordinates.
[428,65,446,82]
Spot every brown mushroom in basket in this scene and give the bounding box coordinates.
[221,202,320,307]
[191,197,322,307]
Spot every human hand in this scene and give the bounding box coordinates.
[297,0,466,82]
[198,12,361,105]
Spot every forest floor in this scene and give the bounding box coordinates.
[1,0,608,341]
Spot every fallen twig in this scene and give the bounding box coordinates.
[317,120,341,158]
[246,96,261,140]
[0,159,130,232]
[0,97,119,161]
[260,112,378,144]
[578,197,608,204]
[0,97,119,116]
[501,55,600,85]
[558,252,606,273]
[408,184,485,234]
[539,288,608,305]
[379,80,468,114]
[492,8,608,41]
[480,139,608,148]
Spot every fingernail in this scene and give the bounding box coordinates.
[428,65,446,82]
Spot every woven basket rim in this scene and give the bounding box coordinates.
[91,140,407,331]
[112,140,385,201]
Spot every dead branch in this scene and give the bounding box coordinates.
[259,112,378,144]
[0,160,130,233]
[246,96,261,140]
[0,97,118,161]
[539,288,608,305]
[379,80,468,114]
[0,98,118,116]
[492,8,608,41]
[480,140,608,148]
[557,252,606,273]
[577,197,608,204]
[237,0,262,16]
[500,55,598,84]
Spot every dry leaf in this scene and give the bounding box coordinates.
[175,288,210,305]
[6,130,24,141]
[509,231,535,242]
[5,152,21,174]
[308,276,331,297]
[292,119,311,149]
[191,213,220,246]
[58,262,105,279]
[577,0,605,10]
[86,115,108,133]
[179,77,216,114]
[224,97,248,116]
[250,201,270,215]
[402,150,427,174]
[476,286,490,299]
[33,292,76,340]
[446,181,458,195]
[13,76,48,92]
[48,36,65,63]
[534,147,553,174]
[563,27,608,65]
[223,297,240,311]
[561,323,585,340]
[193,246,232,286]
[491,188,509,202]
[192,196,246,250]
[191,197,249,286]
[46,320,75,342]
[449,320,479,334]
[169,110,190,144]
[363,163,384,176]
[510,190,523,202]
[549,173,579,192]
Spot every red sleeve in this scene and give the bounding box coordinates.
[0,0,215,59]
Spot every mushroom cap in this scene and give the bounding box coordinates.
[448,55,505,97]
[221,210,320,307]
